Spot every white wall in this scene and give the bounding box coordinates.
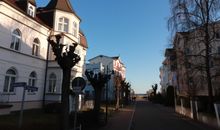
[54,10,80,42]
[0,2,49,106]
[0,1,87,111]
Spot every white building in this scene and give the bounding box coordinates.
[160,48,177,95]
[0,0,88,112]
[159,65,169,94]
[86,55,126,101]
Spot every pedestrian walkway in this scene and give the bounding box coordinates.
[133,100,219,130]
[99,103,136,130]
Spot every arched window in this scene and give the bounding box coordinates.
[28,71,37,87]
[11,29,21,51]
[73,21,77,37]
[32,38,40,56]
[48,73,57,93]
[58,17,69,33]
[28,71,37,93]
[3,68,17,92]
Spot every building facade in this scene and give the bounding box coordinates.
[86,55,126,101]
[0,0,88,111]
[160,48,177,95]
[173,30,220,98]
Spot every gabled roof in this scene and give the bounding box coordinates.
[0,0,50,28]
[45,0,72,12]
[88,55,110,61]
[16,0,36,6]
[42,0,80,20]
[112,56,120,59]
[88,55,124,65]
[79,30,88,48]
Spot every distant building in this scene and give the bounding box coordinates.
[0,0,88,112]
[86,55,126,101]
[173,30,220,97]
[160,48,177,95]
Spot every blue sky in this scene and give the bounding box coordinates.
[36,0,170,94]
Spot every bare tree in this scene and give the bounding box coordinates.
[85,70,110,120]
[152,84,158,96]
[168,0,220,111]
[47,34,80,130]
[114,74,122,110]
[121,80,131,105]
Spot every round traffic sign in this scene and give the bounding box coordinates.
[72,77,86,90]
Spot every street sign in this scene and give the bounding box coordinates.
[11,82,27,88]
[10,82,38,128]
[72,77,86,94]
[25,86,38,91]
[72,87,82,93]
[72,77,86,90]
[71,77,86,130]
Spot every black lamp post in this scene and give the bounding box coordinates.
[105,67,108,124]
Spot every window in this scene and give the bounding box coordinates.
[208,47,212,53]
[75,49,80,55]
[27,4,35,17]
[184,48,191,55]
[218,46,220,55]
[73,22,77,37]
[3,69,16,93]
[48,73,56,93]
[75,49,80,65]
[28,71,37,93]
[186,62,191,69]
[210,60,214,68]
[216,30,220,39]
[32,38,40,56]
[58,17,69,33]
[11,29,21,51]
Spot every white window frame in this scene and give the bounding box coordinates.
[32,38,40,56]
[75,49,81,65]
[48,73,57,93]
[11,29,21,51]
[3,69,17,93]
[73,21,78,37]
[27,3,35,17]
[58,17,69,33]
[28,72,37,94]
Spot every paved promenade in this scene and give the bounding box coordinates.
[99,100,219,130]
[98,103,135,130]
[133,100,219,130]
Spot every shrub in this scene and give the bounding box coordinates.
[44,102,62,113]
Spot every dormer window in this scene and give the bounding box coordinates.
[27,3,35,17]
[58,17,69,33]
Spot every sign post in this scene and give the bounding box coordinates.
[12,82,38,129]
[71,77,86,130]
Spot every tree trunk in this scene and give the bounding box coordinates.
[205,22,214,112]
[115,86,120,110]
[191,96,197,120]
[94,87,102,118]
[61,68,71,130]
[125,88,129,105]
